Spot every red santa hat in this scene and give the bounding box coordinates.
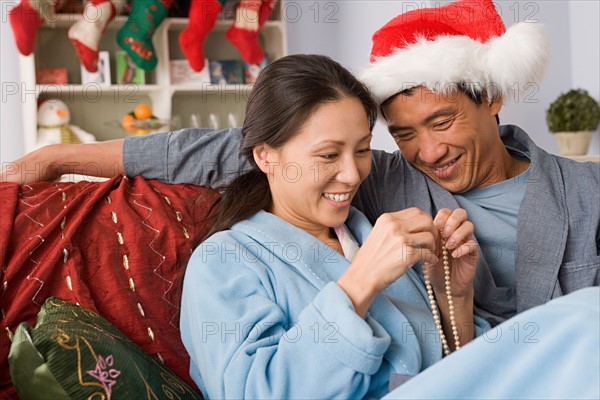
[361,0,550,106]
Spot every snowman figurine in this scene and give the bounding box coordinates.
[37,99,96,148]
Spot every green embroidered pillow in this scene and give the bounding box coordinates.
[8,297,202,399]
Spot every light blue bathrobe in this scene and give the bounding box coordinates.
[383,284,599,399]
[181,208,599,399]
[180,208,491,399]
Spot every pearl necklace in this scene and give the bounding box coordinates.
[423,239,460,356]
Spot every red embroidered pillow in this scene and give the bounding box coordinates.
[0,176,220,399]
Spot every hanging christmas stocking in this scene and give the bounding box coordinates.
[179,0,225,72]
[68,0,124,72]
[8,0,65,56]
[116,0,173,71]
[226,0,278,65]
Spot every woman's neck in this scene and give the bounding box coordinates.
[299,224,343,256]
[319,229,344,257]
[267,205,344,256]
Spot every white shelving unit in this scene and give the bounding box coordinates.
[20,5,287,152]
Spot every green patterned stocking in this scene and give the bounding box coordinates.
[116,0,172,71]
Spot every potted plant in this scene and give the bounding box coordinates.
[546,89,600,156]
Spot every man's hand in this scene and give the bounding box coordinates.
[426,207,478,298]
[426,207,479,347]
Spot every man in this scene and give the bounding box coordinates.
[3,0,599,326]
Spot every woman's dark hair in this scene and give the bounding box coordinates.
[205,54,377,238]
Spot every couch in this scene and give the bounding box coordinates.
[0,176,220,399]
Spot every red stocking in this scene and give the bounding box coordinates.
[8,0,65,56]
[226,0,278,65]
[179,0,224,72]
[116,0,174,71]
[68,0,124,72]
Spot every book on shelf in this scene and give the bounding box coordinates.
[169,59,210,85]
[115,51,145,85]
[36,68,68,85]
[209,59,244,85]
[81,51,111,87]
[243,56,269,84]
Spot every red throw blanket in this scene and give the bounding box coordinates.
[0,176,220,398]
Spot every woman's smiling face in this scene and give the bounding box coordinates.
[259,96,372,235]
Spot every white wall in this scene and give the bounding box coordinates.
[497,1,598,156]
[0,3,24,163]
[568,0,600,155]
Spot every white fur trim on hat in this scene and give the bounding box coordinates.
[361,22,550,105]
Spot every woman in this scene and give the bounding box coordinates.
[180,54,484,399]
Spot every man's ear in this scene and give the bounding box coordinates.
[489,96,503,116]
[253,144,275,174]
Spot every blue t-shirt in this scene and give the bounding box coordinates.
[454,168,531,289]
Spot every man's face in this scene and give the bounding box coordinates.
[382,87,504,193]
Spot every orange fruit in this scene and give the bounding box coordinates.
[134,103,153,119]
[121,114,136,132]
